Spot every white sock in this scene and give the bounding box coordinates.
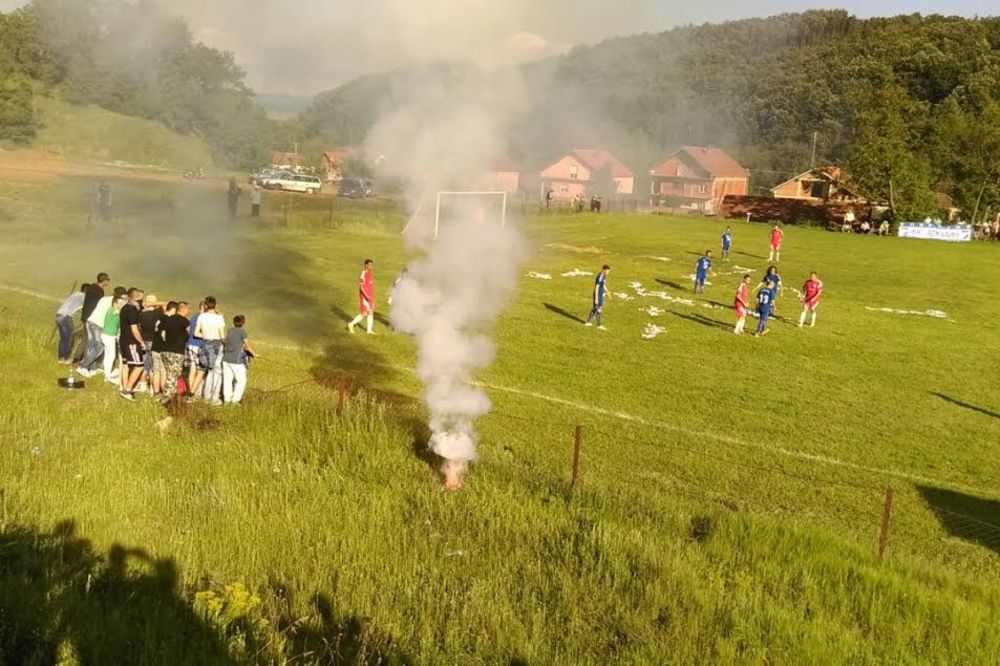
[366,314,374,333]
[348,314,363,327]
[799,311,806,326]
[811,312,817,326]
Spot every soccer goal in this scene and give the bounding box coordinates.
[433,191,507,240]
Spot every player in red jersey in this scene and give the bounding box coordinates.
[348,259,376,334]
[768,224,785,262]
[798,271,824,328]
[733,273,752,335]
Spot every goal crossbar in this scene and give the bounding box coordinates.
[434,191,507,240]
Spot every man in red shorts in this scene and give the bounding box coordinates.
[733,273,752,335]
[348,259,376,335]
[768,224,785,262]
[798,271,824,328]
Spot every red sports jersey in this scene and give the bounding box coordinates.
[734,283,749,317]
[770,228,784,247]
[803,278,823,307]
[359,269,374,312]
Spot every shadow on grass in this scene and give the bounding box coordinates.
[931,392,1000,421]
[654,278,684,291]
[735,250,767,260]
[665,310,731,331]
[543,303,585,324]
[917,486,1000,556]
[0,520,231,664]
[269,584,413,665]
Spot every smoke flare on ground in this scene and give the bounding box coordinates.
[378,81,527,487]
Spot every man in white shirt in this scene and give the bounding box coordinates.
[192,295,226,404]
[79,285,127,373]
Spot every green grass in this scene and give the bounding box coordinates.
[1,174,1000,664]
[33,95,217,171]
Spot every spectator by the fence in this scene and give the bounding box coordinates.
[251,184,261,218]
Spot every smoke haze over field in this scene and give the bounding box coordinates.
[0,0,984,94]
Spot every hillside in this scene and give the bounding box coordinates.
[32,96,217,171]
[295,10,1000,219]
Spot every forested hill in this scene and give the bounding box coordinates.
[298,11,1000,219]
[0,0,273,169]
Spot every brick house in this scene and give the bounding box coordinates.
[539,149,635,201]
[321,148,360,182]
[649,146,748,214]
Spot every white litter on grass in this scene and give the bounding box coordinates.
[702,303,724,311]
[865,306,949,319]
[647,256,673,263]
[527,271,552,280]
[645,306,664,317]
[733,265,756,273]
[789,287,803,298]
[642,323,666,340]
[561,268,592,277]
[613,292,634,301]
[629,281,695,307]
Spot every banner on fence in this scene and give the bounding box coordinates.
[898,222,972,242]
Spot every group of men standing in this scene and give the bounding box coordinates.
[55,273,256,405]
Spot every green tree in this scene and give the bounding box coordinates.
[0,72,36,143]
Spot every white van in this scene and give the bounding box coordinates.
[263,173,323,194]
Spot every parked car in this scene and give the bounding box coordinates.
[337,177,374,198]
[263,173,323,194]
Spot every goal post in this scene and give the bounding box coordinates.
[434,191,507,240]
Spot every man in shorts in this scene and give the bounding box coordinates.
[768,225,785,262]
[150,300,176,395]
[118,287,146,400]
[158,301,191,404]
[138,294,163,394]
[799,272,824,328]
[186,301,206,392]
[348,259,376,335]
[733,273,752,335]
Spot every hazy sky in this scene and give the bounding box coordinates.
[1,1,994,94]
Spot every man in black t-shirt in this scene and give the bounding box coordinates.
[138,295,163,394]
[158,301,191,404]
[150,300,175,396]
[118,287,145,401]
[76,272,110,363]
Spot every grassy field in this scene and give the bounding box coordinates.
[1,172,1000,664]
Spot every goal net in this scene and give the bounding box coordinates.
[433,191,507,240]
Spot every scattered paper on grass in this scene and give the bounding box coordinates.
[527,271,552,280]
[642,323,666,340]
[561,268,592,277]
[647,256,673,262]
[645,306,664,316]
[865,306,949,319]
[629,281,695,307]
[733,265,756,273]
[613,292,634,301]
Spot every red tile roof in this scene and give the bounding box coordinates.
[652,147,746,179]
[570,149,634,178]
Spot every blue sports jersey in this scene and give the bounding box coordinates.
[696,256,712,278]
[722,232,732,250]
[594,272,607,304]
[764,273,781,297]
[757,289,772,311]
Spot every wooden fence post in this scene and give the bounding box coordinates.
[570,425,582,490]
[878,486,894,561]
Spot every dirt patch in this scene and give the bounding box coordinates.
[545,243,605,255]
[0,148,219,187]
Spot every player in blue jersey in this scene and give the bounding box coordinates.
[757,265,783,316]
[721,227,733,261]
[754,286,773,336]
[584,264,611,330]
[694,250,712,294]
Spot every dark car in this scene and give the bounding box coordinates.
[337,178,373,199]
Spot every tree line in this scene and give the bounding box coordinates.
[295,11,1000,221]
[0,0,272,168]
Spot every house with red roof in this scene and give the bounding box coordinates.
[321,147,361,182]
[771,166,868,204]
[649,146,748,213]
[540,149,635,202]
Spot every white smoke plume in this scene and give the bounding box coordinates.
[374,74,527,488]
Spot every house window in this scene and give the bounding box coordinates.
[699,183,709,194]
[569,165,579,180]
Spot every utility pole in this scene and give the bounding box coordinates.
[810,131,819,169]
